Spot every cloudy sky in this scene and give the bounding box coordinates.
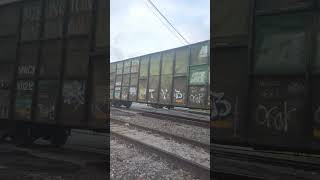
[110,0,210,62]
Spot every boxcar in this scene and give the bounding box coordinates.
[0,0,108,146]
[212,0,320,152]
[110,41,210,110]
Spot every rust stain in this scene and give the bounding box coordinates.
[211,120,233,129]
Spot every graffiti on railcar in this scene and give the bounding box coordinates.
[63,81,85,111]
[255,102,296,133]
[211,92,232,119]
[148,89,155,100]
[189,86,206,106]
[254,79,305,133]
[174,89,184,104]
[18,65,36,76]
[189,71,207,85]
[15,80,34,120]
[160,88,169,100]
[37,81,59,121]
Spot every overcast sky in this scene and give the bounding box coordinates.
[110,0,210,62]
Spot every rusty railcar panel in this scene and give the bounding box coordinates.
[159,75,172,104]
[212,0,250,41]
[95,0,107,49]
[130,59,139,73]
[255,0,313,12]
[139,56,149,77]
[129,86,137,101]
[0,5,20,36]
[138,79,147,102]
[148,75,159,103]
[173,77,187,106]
[61,80,86,125]
[68,0,92,35]
[212,47,249,142]
[0,65,14,119]
[116,61,123,75]
[161,50,174,75]
[311,78,320,140]
[40,40,62,78]
[174,47,189,76]
[43,0,65,39]
[129,72,138,101]
[35,80,59,124]
[130,73,138,87]
[121,87,129,101]
[90,59,107,127]
[122,74,130,87]
[18,43,38,78]
[123,60,131,74]
[254,13,310,74]
[21,1,42,42]
[249,78,308,148]
[0,37,18,62]
[190,42,209,65]
[159,51,174,104]
[14,80,34,121]
[0,90,10,120]
[65,38,90,78]
[0,0,107,131]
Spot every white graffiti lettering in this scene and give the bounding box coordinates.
[161,89,169,100]
[212,92,232,118]
[129,87,137,95]
[149,89,155,99]
[255,102,296,133]
[63,81,85,110]
[17,81,34,91]
[190,71,206,84]
[18,65,36,75]
[190,93,204,104]
[0,80,9,89]
[174,89,183,99]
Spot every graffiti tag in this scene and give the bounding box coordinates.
[255,102,296,133]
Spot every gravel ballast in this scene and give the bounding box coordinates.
[110,136,200,180]
[110,108,210,145]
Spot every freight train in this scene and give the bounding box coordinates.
[212,0,320,152]
[0,0,108,146]
[110,40,210,110]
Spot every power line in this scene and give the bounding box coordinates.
[144,0,190,45]
[143,0,187,45]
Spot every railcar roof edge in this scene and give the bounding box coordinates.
[111,39,210,64]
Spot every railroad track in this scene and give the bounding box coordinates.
[111,107,209,128]
[212,144,320,180]
[110,122,210,180]
[111,118,209,149]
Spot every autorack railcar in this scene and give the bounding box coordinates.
[110,40,210,110]
[0,0,108,146]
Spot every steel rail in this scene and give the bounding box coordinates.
[110,126,210,180]
[111,107,209,128]
[110,118,209,149]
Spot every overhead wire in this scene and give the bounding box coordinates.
[143,0,190,45]
[143,0,187,45]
